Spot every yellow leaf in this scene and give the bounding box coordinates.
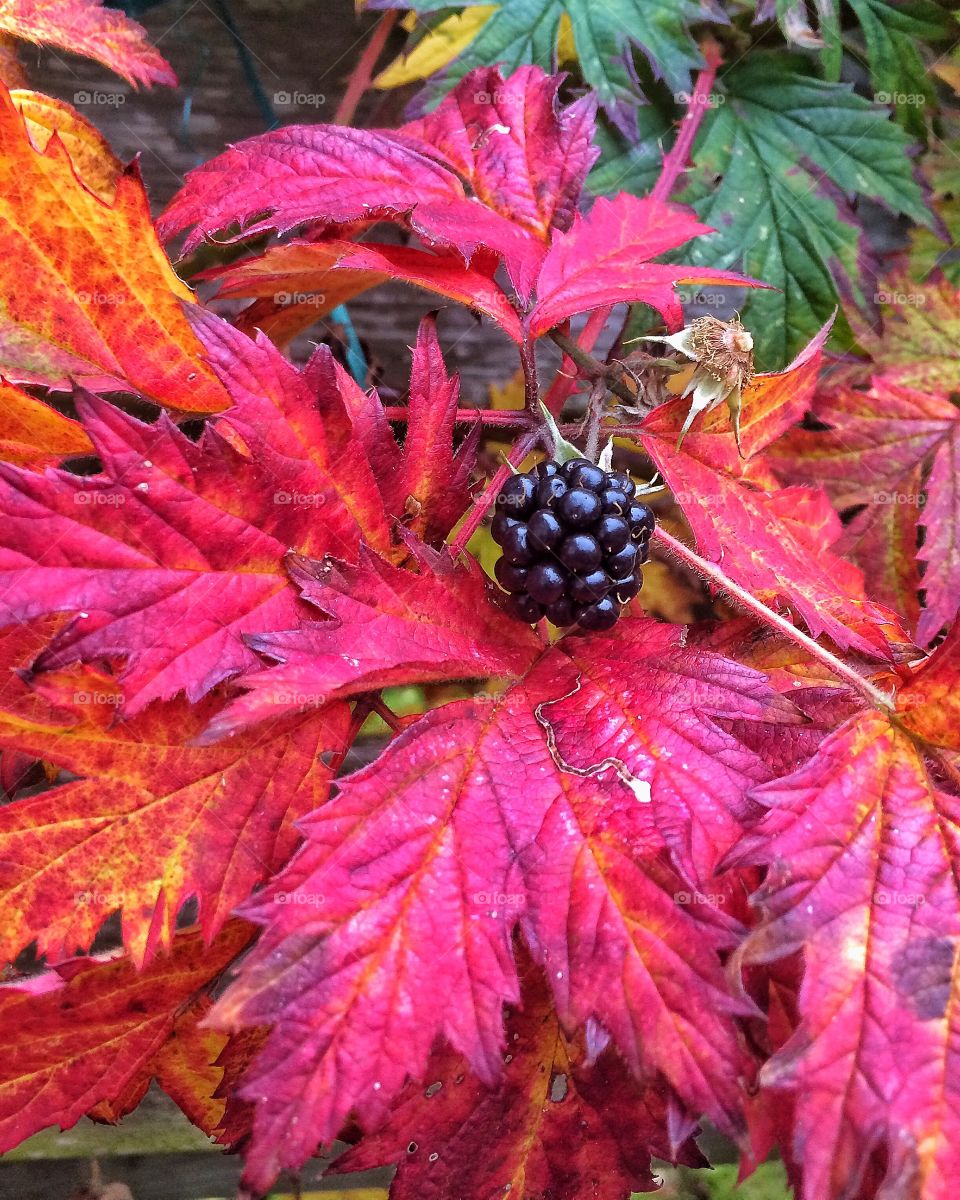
[557,11,576,63]
[375,6,496,89]
[11,88,121,202]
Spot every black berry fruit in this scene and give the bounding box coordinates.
[491,459,656,630]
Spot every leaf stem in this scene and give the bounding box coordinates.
[543,306,612,416]
[653,525,895,712]
[548,330,640,405]
[650,40,723,204]
[334,10,399,126]
[519,339,541,411]
[448,429,540,556]
[383,406,537,428]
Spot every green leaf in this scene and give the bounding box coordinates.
[406,0,709,113]
[844,0,952,135]
[594,56,932,369]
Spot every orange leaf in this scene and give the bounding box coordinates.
[0,665,351,966]
[0,0,175,88]
[0,376,91,466]
[0,922,251,1152]
[0,85,229,412]
[11,87,121,201]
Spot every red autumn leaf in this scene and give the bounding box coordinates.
[397,315,479,543]
[402,64,599,240]
[162,66,760,336]
[526,194,764,338]
[329,961,706,1200]
[210,238,524,344]
[0,0,175,87]
[203,546,541,737]
[0,317,393,713]
[0,662,348,965]
[725,713,960,1200]
[0,920,252,1153]
[642,435,908,660]
[768,377,959,645]
[531,615,803,882]
[0,86,226,412]
[208,619,789,1190]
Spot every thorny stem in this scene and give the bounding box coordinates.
[543,306,612,417]
[650,40,723,204]
[654,525,896,713]
[383,406,538,428]
[448,429,540,556]
[548,330,642,406]
[519,339,541,411]
[334,10,399,126]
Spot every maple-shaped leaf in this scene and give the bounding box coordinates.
[372,0,708,119]
[0,316,393,712]
[401,63,599,238]
[0,376,91,467]
[162,66,758,331]
[530,616,803,883]
[207,237,524,345]
[767,377,958,645]
[209,618,789,1190]
[0,85,226,412]
[0,661,349,965]
[160,66,566,298]
[640,431,908,660]
[203,547,542,737]
[0,921,252,1152]
[0,0,175,87]
[726,713,960,1200]
[852,278,960,395]
[526,193,763,338]
[398,315,479,543]
[329,960,706,1200]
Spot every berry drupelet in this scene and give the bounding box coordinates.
[490,458,655,632]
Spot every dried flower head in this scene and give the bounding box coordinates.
[642,315,755,451]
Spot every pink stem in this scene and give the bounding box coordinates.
[448,430,540,556]
[653,525,894,712]
[543,306,612,417]
[334,10,400,126]
[650,40,723,205]
[383,406,533,428]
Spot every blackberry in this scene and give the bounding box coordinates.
[491,460,655,631]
